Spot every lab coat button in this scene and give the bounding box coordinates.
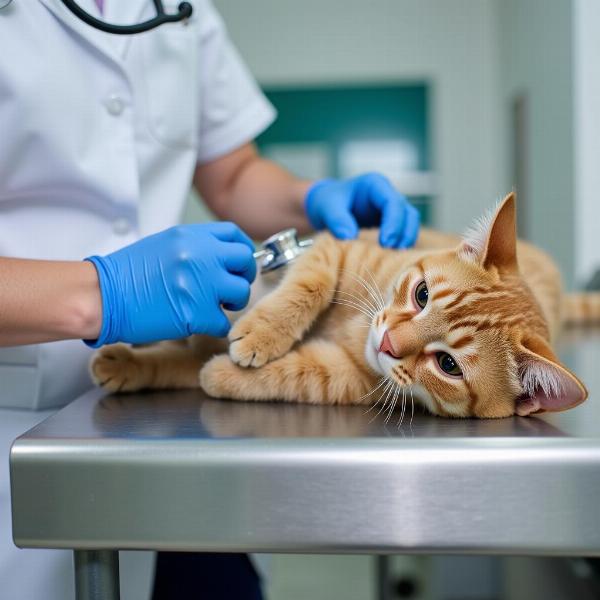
[105,94,125,116]
[112,217,131,235]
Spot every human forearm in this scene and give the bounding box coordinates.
[0,258,101,346]
[195,143,420,249]
[195,144,313,239]
[222,157,312,238]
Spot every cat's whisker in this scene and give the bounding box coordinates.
[331,300,374,320]
[331,289,378,316]
[385,384,400,424]
[365,378,393,414]
[374,379,397,421]
[331,290,377,315]
[330,297,372,311]
[384,388,395,424]
[359,270,385,313]
[358,376,388,404]
[409,386,415,426]
[353,280,383,313]
[329,299,375,320]
[330,306,373,323]
[356,274,385,313]
[338,268,385,314]
[348,312,375,328]
[383,385,395,423]
[363,266,386,311]
[364,264,385,302]
[399,387,407,427]
[342,290,379,315]
[364,378,391,423]
[349,267,384,309]
[397,390,403,427]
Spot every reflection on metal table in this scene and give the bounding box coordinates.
[9,328,600,600]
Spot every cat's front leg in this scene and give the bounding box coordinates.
[229,234,345,367]
[201,340,376,404]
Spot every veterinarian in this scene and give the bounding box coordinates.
[0,1,420,599]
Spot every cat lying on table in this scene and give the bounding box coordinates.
[91,193,598,419]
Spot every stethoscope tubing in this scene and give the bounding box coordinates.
[60,0,193,34]
[0,0,194,34]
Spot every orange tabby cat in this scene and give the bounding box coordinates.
[91,193,599,418]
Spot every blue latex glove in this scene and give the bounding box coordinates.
[85,222,256,347]
[305,172,420,248]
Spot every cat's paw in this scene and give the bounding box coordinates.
[200,354,238,398]
[228,316,292,368]
[90,344,146,393]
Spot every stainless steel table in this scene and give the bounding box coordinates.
[10,328,600,600]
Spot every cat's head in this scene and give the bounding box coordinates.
[365,193,587,418]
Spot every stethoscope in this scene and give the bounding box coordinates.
[253,229,314,274]
[0,0,193,34]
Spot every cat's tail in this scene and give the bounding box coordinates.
[562,292,600,325]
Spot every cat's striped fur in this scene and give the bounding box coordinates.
[91,193,595,418]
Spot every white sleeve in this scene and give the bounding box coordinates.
[195,1,276,163]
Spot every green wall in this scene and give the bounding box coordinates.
[257,84,431,223]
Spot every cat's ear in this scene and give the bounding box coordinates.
[459,193,519,275]
[515,334,588,416]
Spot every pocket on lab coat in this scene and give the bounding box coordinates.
[141,24,199,150]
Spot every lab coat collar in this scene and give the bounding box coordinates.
[37,0,148,62]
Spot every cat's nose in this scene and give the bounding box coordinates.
[379,330,400,358]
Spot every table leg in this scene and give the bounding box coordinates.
[74,550,120,600]
[375,555,392,600]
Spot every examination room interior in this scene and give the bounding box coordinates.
[7,1,600,600]
[181,1,600,599]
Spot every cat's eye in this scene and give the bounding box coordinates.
[436,352,463,377]
[414,281,429,309]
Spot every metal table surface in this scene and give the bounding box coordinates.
[10,328,600,563]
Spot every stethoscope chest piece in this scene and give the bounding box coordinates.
[253,228,313,274]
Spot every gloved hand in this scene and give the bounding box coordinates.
[305,172,420,248]
[85,222,256,347]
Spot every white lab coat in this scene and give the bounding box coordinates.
[0,0,275,597]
